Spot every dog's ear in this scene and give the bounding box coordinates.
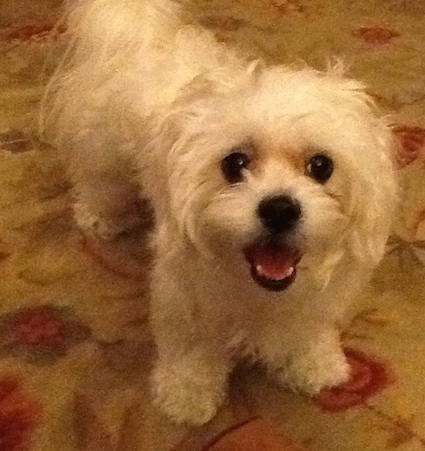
[345,124,397,268]
[319,74,398,268]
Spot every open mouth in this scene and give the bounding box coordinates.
[244,239,302,292]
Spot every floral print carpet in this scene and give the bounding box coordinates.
[2,0,425,450]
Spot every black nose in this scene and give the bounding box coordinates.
[258,195,302,233]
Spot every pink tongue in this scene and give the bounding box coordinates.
[248,244,297,280]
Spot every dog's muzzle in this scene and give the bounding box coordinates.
[244,195,302,292]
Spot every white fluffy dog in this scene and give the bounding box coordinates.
[43,0,397,425]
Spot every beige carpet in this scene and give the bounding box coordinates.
[1,0,425,450]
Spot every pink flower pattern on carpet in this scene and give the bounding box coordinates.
[315,349,393,412]
[80,235,147,280]
[0,375,41,451]
[0,0,425,449]
[352,26,400,45]
[1,22,66,44]
[0,305,91,364]
[394,125,425,168]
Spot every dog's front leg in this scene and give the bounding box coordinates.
[257,323,350,395]
[150,267,231,425]
[152,345,230,425]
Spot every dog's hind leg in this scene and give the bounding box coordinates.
[69,148,144,239]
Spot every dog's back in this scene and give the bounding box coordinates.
[41,0,242,153]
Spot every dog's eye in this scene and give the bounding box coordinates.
[306,153,334,183]
[221,152,250,183]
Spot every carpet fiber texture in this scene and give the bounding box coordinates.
[1,1,425,450]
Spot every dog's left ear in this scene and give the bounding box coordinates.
[322,71,398,268]
[346,122,397,268]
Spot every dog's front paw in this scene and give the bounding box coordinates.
[278,347,351,395]
[152,360,227,425]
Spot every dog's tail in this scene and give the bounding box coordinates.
[65,0,185,65]
[40,0,186,144]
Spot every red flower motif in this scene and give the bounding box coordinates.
[314,348,393,412]
[12,312,65,347]
[0,239,12,262]
[0,305,91,364]
[0,130,34,154]
[0,375,41,451]
[81,235,147,280]
[199,15,245,32]
[353,26,400,45]
[271,0,305,13]
[393,125,425,168]
[206,418,306,451]
[1,22,66,45]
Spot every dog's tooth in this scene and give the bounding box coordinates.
[286,266,294,276]
[256,263,294,281]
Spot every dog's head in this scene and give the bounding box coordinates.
[144,64,396,292]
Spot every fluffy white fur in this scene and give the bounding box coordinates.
[42,0,397,425]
